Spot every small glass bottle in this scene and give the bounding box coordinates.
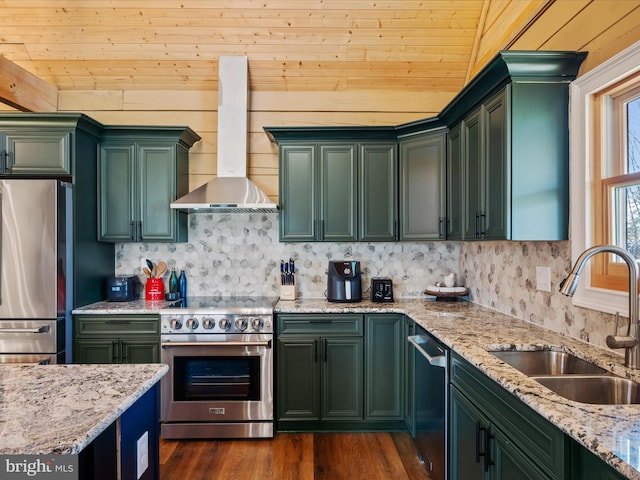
[169,268,178,293]
[178,269,187,299]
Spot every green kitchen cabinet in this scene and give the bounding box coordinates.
[278,142,357,242]
[570,440,628,480]
[97,126,200,243]
[446,81,572,241]
[399,129,446,240]
[450,353,568,480]
[276,314,363,429]
[364,314,404,422]
[360,142,397,241]
[1,129,72,175]
[403,316,416,435]
[268,127,399,242]
[73,314,160,364]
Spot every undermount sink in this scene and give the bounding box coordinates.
[490,349,640,404]
[490,350,608,376]
[532,375,640,405]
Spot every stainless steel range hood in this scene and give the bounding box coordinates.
[171,56,278,212]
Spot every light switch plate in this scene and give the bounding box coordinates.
[536,266,551,292]
[137,431,149,479]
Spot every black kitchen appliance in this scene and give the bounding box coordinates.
[327,261,362,302]
[371,277,394,302]
[105,275,140,302]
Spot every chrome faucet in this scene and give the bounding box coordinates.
[560,245,640,369]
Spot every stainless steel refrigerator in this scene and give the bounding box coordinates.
[0,179,71,364]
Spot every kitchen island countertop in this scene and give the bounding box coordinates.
[0,363,168,455]
[277,297,640,479]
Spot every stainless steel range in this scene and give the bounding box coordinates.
[159,296,276,439]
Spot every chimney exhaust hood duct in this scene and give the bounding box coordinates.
[170,56,278,212]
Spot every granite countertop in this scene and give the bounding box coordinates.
[0,363,168,455]
[276,298,640,480]
[72,299,176,314]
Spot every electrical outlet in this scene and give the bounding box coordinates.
[136,431,149,479]
[536,266,551,292]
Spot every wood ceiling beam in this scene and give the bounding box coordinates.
[0,56,57,112]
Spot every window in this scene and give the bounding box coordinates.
[570,40,640,316]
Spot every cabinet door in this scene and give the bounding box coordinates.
[483,90,508,240]
[400,132,446,240]
[365,314,403,420]
[279,144,317,241]
[138,143,179,241]
[450,386,487,480]
[319,144,358,241]
[493,427,551,480]
[571,441,627,480]
[446,124,464,240]
[463,109,483,240]
[360,143,397,241]
[277,338,320,421]
[98,142,137,242]
[120,337,160,363]
[74,339,117,364]
[322,337,363,420]
[4,130,72,175]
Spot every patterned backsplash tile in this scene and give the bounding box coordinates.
[116,213,618,351]
[116,212,460,300]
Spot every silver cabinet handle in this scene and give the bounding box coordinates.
[408,334,446,368]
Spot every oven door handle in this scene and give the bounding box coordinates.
[0,326,50,334]
[161,340,272,348]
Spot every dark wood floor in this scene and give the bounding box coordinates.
[160,432,432,480]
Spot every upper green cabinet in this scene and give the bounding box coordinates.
[444,51,586,241]
[273,130,397,242]
[98,127,200,243]
[398,129,446,240]
[0,113,103,177]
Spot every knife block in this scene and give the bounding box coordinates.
[280,274,296,301]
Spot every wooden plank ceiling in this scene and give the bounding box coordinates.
[0,0,545,95]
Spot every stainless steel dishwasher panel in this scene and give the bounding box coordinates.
[408,326,448,480]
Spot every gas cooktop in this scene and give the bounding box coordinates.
[159,295,278,315]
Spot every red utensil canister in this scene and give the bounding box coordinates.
[145,277,164,301]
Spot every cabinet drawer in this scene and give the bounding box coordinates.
[74,315,160,337]
[451,354,567,479]
[277,314,363,336]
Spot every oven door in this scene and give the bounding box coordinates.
[160,334,273,423]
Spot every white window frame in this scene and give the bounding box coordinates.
[569,40,640,316]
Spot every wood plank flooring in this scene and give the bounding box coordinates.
[160,432,432,480]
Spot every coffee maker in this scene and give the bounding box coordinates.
[327,261,362,302]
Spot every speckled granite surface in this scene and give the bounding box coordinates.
[277,298,640,480]
[0,363,168,455]
[72,299,175,314]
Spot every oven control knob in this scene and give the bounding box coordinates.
[170,318,183,330]
[186,318,199,330]
[251,318,264,331]
[235,318,248,331]
[219,318,231,331]
[202,318,215,330]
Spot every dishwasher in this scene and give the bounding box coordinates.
[408,324,449,480]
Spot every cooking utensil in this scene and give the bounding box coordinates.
[156,261,167,277]
[143,267,152,277]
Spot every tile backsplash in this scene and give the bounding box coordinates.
[116,212,460,299]
[116,213,618,351]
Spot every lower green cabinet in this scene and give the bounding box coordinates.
[570,440,628,480]
[73,314,160,364]
[450,353,567,480]
[276,313,404,431]
[364,314,404,421]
